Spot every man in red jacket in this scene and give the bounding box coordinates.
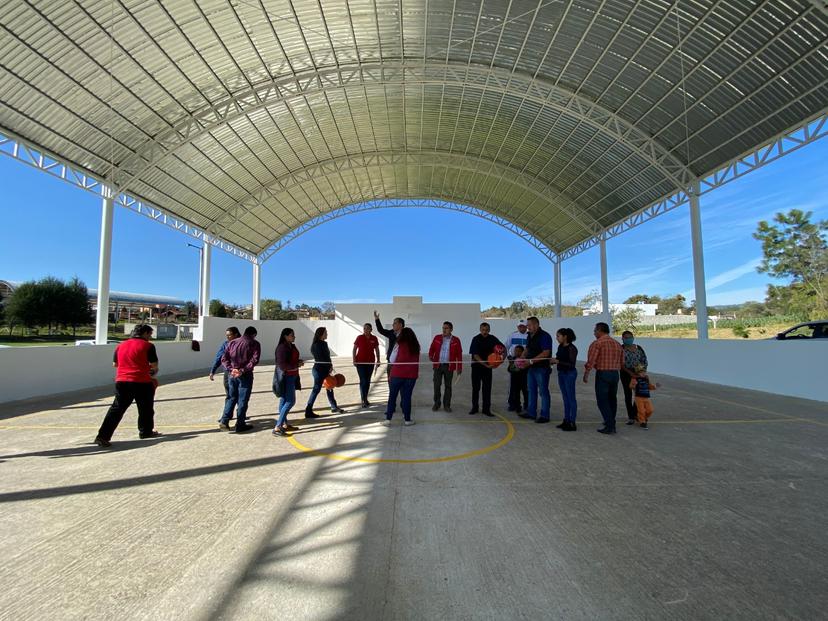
[94,324,159,447]
[428,321,463,412]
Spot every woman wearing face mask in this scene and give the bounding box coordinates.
[620,330,648,425]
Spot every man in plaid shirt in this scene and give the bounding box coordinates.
[583,322,623,434]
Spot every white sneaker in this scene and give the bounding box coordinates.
[404,420,416,426]
[380,420,391,427]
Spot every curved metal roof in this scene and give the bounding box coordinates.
[1,0,826,259]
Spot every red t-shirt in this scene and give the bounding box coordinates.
[114,338,157,383]
[353,334,379,364]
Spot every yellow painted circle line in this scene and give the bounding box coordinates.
[287,413,516,464]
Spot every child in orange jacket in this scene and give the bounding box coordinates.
[631,364,660,429]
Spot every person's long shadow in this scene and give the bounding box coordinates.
[0,433,392,504]
[0,427,217,461]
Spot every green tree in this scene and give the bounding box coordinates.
[209,298,228,318]
[659,294,686,315]
[611,306,643,333]
[577,289,602,314]
[62,277,92,335]
[182,301,197,320]
[754,209,827,318]
[623,294,658,304]
[260,298,283,320]
[6,280,44,332]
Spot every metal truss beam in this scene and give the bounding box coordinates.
[258,198,558,264]
[557,110,828,261]
[0,128,258,264]
[209,150,602,246]
[113,62,694,196]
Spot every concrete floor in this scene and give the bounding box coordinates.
[0,358,826,621]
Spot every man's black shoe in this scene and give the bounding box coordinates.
[626,419,636,425]
[432,404,440,411]
[556,421,567,429]
[535,418,550,424]
[234,423,254,433]
[483,411,495,417]
[563,422,577,431]
[518,412,534,419]
[305,411,321,418]
[468,409,478,415]
[139,430,161,439]
[597,427,615,435]
[94,436,111,448]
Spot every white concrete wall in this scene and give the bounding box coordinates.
[0,341,214,403]
[198,317,338,360]
[3,312,824,404]
[635,338,826,402]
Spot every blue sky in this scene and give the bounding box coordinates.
[0,138,825,309]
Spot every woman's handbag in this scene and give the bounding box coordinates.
[273,367,285,397]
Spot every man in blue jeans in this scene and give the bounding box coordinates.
[522,316,554,423]
[583,322,623,434]
[219,326,261,433]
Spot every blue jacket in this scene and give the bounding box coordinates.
[210,341,228,374]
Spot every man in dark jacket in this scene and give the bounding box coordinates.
[374,311,404,361]
[468,322,504,417]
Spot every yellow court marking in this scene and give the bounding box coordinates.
[665,386,828,427]
[287,413,516,464]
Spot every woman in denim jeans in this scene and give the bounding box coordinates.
[273,328,304,437]
[306,327,346,417]
[551,328,578,431]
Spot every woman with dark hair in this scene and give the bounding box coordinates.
[620,330,648,425]
[305,327,345,417]
[273,328,304,436]
[550,328,578,431]
[382,327,420,426]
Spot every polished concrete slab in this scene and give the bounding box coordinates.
[0,358,826,620]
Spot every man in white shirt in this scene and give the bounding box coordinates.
[428,321,463,412]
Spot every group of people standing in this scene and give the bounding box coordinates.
[93,316,658,446]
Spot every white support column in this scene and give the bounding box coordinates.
[95,189,114,345]
[689,180,709,339]
[200,240,212,317]
[252,262,261,320]
[554,260,562,318]
[599,236,609,317]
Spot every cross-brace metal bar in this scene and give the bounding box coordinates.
[258,198,558,264]
[0,128,258,263]
[208,150,601,247]
[112,62,694,196]
[557,110,828,261]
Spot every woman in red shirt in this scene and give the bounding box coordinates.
[352,323,380,408]
[382,327,420,426]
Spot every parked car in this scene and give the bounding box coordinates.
[773,320,828,340]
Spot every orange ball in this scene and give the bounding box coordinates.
[323,375,337,390]
[487,353,504,369]
[334,373,346,388]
